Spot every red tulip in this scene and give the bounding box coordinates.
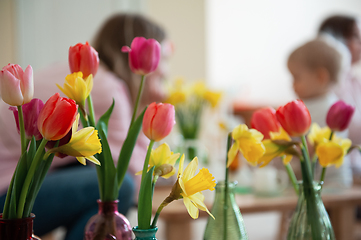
[251,107,281,139]
[37,93,78,141]
[9,98,44,140]
[121,37,161,75]
[0,64,33,106]
[276,100,311,137]
[69,42,99,78]
[326,100,355,131]
[143,102,175,141]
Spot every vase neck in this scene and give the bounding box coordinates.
[97,199,119,215]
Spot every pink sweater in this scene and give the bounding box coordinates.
[0,63,148,194]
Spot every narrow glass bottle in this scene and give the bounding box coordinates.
[287,181,335,240]
[204,181,248,240]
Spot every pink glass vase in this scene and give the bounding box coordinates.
[84,200,132,240]
[0,213,40,240]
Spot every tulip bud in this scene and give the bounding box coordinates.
[276,100,311,137]
[121,37,161,75]
[326,100,355,131]
[37,93,78,141]
[9,98,44,140]
[69,42,99,78]
[251,107,281,139]
[143,102,175,141]
[0,64,33,106]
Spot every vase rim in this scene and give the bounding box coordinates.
[0,213,35,221]
[96,199,119,204]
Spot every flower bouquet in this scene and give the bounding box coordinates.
[134,101,217,239]
[0,61,102,239]
[225,99,355,239]
[165,79,222,161]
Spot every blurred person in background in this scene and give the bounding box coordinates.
[0,13,171,240]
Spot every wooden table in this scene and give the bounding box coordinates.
[152,186,361,240]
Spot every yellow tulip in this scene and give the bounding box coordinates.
[228,124,265,167]
[56,72,93,112]
[177,155,216,219]
[316,137,351,168]
[46,114,101,165]
[136,143,180,178]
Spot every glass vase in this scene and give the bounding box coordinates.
[84,199,132,240]
[182,138,208,164]
[287,181,335,240]
[132,227,158,240]
[0,213,40,240]
[204,181,248,240]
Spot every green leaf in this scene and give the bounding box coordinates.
[117,108,146,189]
[97,127,117,201]
[26,137,37,170]
[96,99,115,137]
[138,167,154,229]
[23,142,56,217]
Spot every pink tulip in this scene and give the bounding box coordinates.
[251,107,281,139]
[0,64,33,106]
[37,93,78,141]
[326,100,355,131]
[143,102,175,141]
[121,37,161,75]
[276,100,311,137]
[69,42,99,78]
[9,98,44,140]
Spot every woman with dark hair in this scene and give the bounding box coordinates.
[318,15,361,175]
[0,13,170,240]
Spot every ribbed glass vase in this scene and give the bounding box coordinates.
[287,181,335,240]
[204,181,248,240]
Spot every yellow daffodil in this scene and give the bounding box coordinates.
[204,90,222,108]
[316,136,351,168]
[46,114,101,165]
[177,155,216,219]
[228,124,265,167]
[136,143,180,178]
[259,128,294,167]
[56,72,93,112]
[191,81,207,97]
[307,123,333,146]
[165,90,187,106]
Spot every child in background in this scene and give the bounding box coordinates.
[287,38,352,189]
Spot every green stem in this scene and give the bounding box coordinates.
[87,95,96,127]
[311,154,318,177]
[320,167,327,183]
[17,138,48,218]
[141,140,155,181]
[224,133,232,240]
[285,163,299,195]
[130,75,145,127]
[300,135,312,176]
[17,106,27,154]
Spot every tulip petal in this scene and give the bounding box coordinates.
[21,65,34,104]
[1,70,23,106]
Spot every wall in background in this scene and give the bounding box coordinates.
[0,0,16,68]
[206,0,361,105]
[13,0,145,71]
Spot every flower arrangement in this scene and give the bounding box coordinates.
[226,99,355,239]
[165,79,222,160]
[59,38,217,237]
[0,63,102,220]
[136,103,217,231]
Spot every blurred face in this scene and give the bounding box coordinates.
[288,60,327,99]
[347,23,361,64]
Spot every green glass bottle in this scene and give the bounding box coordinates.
[287,182,335,240]
[204,181,248,240]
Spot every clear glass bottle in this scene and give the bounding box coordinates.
[204,181,248,240]
[287,181,335,240]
